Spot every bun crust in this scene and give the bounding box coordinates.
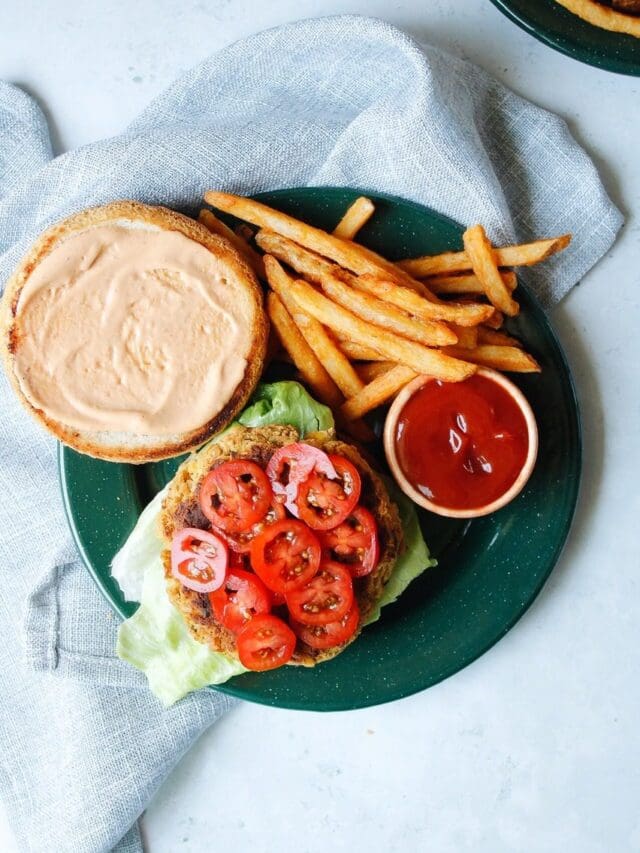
[160,424,404,667]
[0,201,268,463]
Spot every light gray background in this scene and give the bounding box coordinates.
[1,1,639,851]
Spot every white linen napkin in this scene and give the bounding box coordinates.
[0,14,621,853]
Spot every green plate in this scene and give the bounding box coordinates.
[489,0,640,75]
[59,187,581,711]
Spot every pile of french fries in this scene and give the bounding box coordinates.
[200,191,571,440]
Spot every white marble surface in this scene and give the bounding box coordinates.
[2,1,639,851]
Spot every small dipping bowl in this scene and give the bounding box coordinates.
[383,367,539,519]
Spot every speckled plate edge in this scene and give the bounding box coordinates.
[489,0,640,76]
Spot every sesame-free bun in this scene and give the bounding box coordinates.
[0,201,268,463]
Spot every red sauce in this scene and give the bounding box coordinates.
[395,375,529,510]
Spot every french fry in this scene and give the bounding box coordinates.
[442,345,540,373]
[341,366,417,421]
[356,361,399,383]
[264,257,364,398]
[334,338,390,362]
[294,313,365,397]
[235,223,255,241]
[332,196,375,240]
[208,194,547,414]
[266,292,343,410]
[256,231,489,329]
[205,190,433,294]
[450,325,478,349]
[265,261,476,382]
[477,327,522,348]
[463,225,519,317]
[256,228,333,273]
[398,234,571,277]
[354,273,495,328]
[317,271,456,347]
[426,270,517,296]
[482,308,504,329]
[199,209,265,279]
[269,309,374,443]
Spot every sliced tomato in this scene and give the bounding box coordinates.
[208,569,271,634]
[229,549,250,570]
[295,455,361,530]
[171,528,228,593]
[236,614,296,671]
[291,600,360,650]
[285,561,354,626]
[318,506,380,577]
[266,443,337,516]
[223,500,286,553]
[199,460,272,534]
[250,519,321,594]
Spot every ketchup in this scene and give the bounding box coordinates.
[394,375,529,511]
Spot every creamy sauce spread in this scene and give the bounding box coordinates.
[13,223,254,436]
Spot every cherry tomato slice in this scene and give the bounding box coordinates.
[199,460,272,535]
[222,500,286,553]
[171,528,228,593]
[208,569,272,634]
[318,506,380,577]
[250,519,321,594]
[285,560,354,626]
[236,614,296,671]
[266,443,337,516]
[295,455,361,531]
[291,600,360,650]
[229,549,250,570]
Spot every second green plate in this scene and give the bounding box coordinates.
[489,0,640,75]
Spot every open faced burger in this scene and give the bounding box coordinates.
[160,423,403,670]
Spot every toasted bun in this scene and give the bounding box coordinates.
[0,201,268,463]
[160,424,404,667]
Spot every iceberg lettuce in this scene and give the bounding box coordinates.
[366,479,435,624]
[116,532,246,706]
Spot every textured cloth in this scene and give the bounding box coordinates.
[0,14,621,853]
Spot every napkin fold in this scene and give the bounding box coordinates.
[0,14,621,853]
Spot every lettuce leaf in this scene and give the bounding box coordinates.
[116,541,246,706]
[238,380,334,435]
[114,381,434,706]
[111,487,168,603]
[365,480,436,624]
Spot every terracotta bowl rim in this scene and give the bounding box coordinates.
[382,367,539,519]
